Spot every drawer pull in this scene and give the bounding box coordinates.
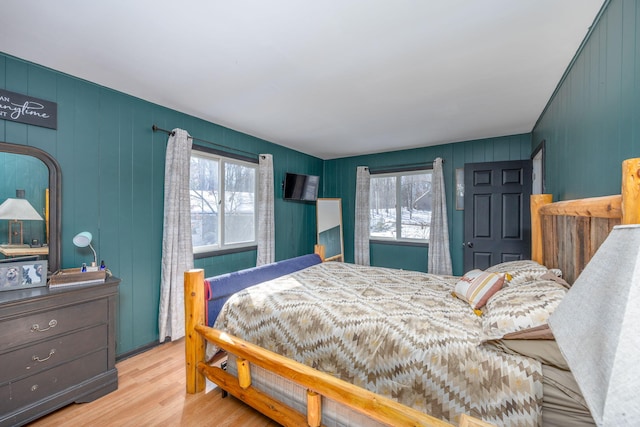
[33,348,56,363]
[31,319,58,332]
[31,384,39,392]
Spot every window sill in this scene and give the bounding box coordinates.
[369,239,428,248]
[193,245,257,259]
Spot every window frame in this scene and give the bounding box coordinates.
[369,167,433,244]
[190,147,258,257]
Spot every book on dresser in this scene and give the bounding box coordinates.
[48,268,108,288]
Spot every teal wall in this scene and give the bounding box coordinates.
[323,133,532,276]
[0,53,322,356]
[533,0,639,199]
[6,0,632,355]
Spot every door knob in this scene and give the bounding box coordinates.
[466,242,474,248]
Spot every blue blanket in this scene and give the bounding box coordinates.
[204,253,322,326]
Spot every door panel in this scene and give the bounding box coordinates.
[502,193,522,238]
[474,195,491,237]
[463,160,532,271]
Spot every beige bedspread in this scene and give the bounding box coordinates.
[212,262,543,426]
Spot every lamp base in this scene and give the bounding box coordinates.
[8,220,23,245]
[86,265,100,272]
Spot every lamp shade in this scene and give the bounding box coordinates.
[0,198,43,220]
[549,224,640,426]
[72,231,93,248]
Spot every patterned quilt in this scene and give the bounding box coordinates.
[212,262,543,426]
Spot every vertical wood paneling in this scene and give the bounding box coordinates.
[1,53,322,355]
[324,134,531,275]
[619,1,636,160]
[116,92,136,352]
[25,66,58,152]
[534,0,640,201]
[131,99,157,344]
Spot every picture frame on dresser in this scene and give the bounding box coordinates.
[0,258,47,291]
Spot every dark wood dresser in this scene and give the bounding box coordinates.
[0,277,119,426]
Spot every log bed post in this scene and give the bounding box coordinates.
[237,358,252,389]
[184,268,206,394]
[314,244,326,261]
[307,390,322,427]
[530,193,553,264]
[622,158,640,224]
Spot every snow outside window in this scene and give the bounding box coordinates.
[369,169,432,242]
[190,150,257,254]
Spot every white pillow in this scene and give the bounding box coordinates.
[482,279,567,340]
[486,260,557,286]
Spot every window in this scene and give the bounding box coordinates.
[190,150,257,254]
[369,169,432,242]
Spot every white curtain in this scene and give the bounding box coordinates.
[256,154,275,266]
[158,128,193,342]
[428,157,452,275]
[354,166,370,266]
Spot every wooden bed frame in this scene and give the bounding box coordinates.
[184,157,640,427]
[531,158,640,283]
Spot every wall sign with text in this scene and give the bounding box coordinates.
[0,89,57,130]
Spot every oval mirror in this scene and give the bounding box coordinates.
[0,142,61,274]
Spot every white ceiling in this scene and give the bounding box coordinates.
[1,1,603,160]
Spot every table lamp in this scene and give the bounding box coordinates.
[73,231,99,271]
[549,224,640,426]
[0,196,44,245]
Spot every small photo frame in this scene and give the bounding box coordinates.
[0,259,48,291]
[456,168,464,210]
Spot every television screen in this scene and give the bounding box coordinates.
[283,172,319,201]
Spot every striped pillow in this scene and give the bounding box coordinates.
[454,269,506,309]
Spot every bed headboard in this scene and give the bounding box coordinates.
[531,158,640,284]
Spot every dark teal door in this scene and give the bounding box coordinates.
[463,160,532,271]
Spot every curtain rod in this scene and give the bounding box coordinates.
[152,125,260,160]
[368,159,442,174]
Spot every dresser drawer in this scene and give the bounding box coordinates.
[0,324,107,384]
[0,348,108,414]
[0,298,107,352]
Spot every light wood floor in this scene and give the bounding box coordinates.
[29,339,280,427]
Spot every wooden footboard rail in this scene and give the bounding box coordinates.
[531,157,640,283]
[184,269,494,427]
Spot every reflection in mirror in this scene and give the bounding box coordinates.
[316,198,344,262]
[0,142,61,275]
[0,153,48,244]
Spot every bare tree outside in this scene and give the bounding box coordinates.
[224,163,255,244]
[190,155,220,247]
[369,171,432,240]
[190,153,256,250]
[370,176,396,238]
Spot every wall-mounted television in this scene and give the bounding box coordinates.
[283,172,319,201]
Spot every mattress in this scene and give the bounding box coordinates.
[226,352,387,427]
[492,339,595,426]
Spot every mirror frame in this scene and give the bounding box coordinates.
[0,141,61,274]
[316,198,344,262]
